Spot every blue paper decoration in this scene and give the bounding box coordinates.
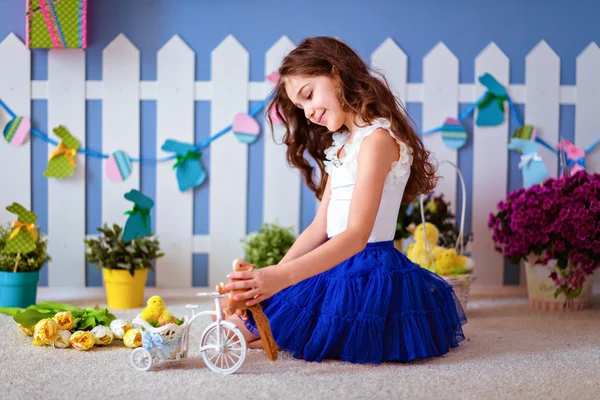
[161,140,207,192]
[508,138,549,189]
[122,189,154,242]
[440,118,467,149]
[476,73,508,127]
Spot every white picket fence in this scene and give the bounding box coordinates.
[0,32,599,292]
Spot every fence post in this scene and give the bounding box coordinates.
[0,34,31,225]
[576,43,600,174]
[371,38,408,106]
[422,42,459,213]
[263,36,299,235]
[209,35,250,287]
[526,40,560,178]
[102,34,141,228]
[156,35,195,287]
[47,48,86,287]
[472,43,509,287]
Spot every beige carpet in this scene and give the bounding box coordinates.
[1,289,599,400]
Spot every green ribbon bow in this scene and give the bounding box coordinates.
[173,150,202,170]
[477,91,507,113]
[124,205,151,228]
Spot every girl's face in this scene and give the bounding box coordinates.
[284,75,349,132]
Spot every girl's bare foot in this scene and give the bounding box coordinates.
[248,339,264,349]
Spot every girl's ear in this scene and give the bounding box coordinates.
[331,64,339,78]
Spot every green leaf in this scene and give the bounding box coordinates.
[13,309,56,328]
[567,287,582,299]
[77,316,97,330]
[35,302,80,312]
[0,307,24,317]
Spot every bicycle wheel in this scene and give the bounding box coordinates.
[131,347,153,371]
[200,321,247,374]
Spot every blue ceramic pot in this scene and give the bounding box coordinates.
[0,270,40,308]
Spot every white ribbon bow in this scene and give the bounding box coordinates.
[519,152,542,169]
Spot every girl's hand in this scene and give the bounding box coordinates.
[225,265,290,306]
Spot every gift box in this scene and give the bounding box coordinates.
[26,0,87,49]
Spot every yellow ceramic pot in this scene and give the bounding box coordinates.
[103,268,148,309]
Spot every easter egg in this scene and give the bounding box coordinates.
[105,150,132,182]
[3,116,31,146]
[232,113,260,144]
[440,118,467,149]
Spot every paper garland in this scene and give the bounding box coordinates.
[106,150,132,182]
[476,73,508,127]
[558,138,600,176]
[1,70,599,193]
[0,95,266,189]
[3,116,31,146]
[233,113,260,144]
[440,118,467,149]
[5,202,38,255]
[161,140,207,192]
[508,138,549,189]
[44,126,79,179]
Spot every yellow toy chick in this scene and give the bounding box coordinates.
[407,222,440,269]
[158,310,177,326]
[433,249,458,276]
[140,295,165,325]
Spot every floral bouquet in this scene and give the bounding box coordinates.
[488,170,600,301]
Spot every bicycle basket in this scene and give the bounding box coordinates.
[132,315,189,360]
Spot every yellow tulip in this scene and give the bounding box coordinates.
[69,331,95,351]
[52,331,72,349]
[109,319,132,340]
[91,326,114,345]
[123,328,142,348]
[34,318,58,345]
[32,332,47,346]
[18,324,34,336]
[53,311,74,331]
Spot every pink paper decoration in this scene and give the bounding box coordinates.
[232,113,260,144]
[558,138,586,175]
[266,71,280,84]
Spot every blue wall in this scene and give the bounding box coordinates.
[1,0,598,287]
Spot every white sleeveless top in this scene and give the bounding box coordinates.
[323,118,414,242]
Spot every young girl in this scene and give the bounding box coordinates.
[222,36,467,364]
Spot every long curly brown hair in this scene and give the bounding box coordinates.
[266,36,437,204]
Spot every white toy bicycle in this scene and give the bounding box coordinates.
[130,292,247,375]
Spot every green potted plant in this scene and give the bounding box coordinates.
[0,203,51,308]
[84,223,164,309]
[242,222,296,269]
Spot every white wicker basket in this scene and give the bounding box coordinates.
[132,315,189,360]
[419,160,475,310]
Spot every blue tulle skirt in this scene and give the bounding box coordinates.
[243,240,467,364]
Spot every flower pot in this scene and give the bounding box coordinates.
[103,268,148,309]
[0,270,40,308]
[524,261,593,311]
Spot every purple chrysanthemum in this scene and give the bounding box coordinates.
[488,171,600,298]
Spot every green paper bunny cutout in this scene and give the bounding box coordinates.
[5,202,38,255]
[44,126,80,179]
[122,190,155,242]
